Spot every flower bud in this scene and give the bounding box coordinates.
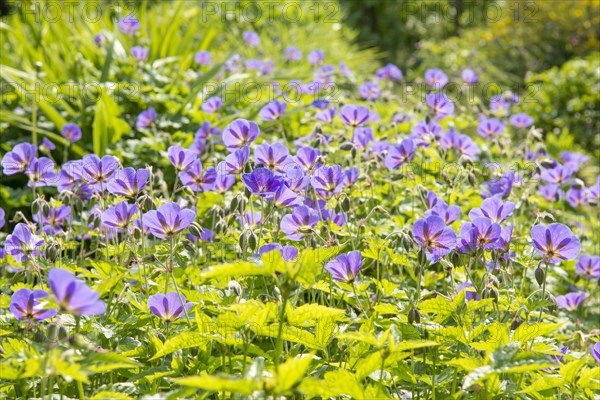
[468,171,477,186]
[45,242,61,263]
[188,222,204,239]
[571,178,585,190]
[247,231,257,251]
[227,280,242,297]
[510,315,523,331]
[535,266,545,286]
[341,196,351,212]
[238,232,247,250]
[408,308,420,324]
[340,142,354,151]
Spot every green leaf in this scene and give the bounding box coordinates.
[512,322,563,343]
[272,354,313,394]
[150,332,209,360]
[83,352,139,374]
[173,374,256,395]
[201,261,275,281]
[560,358,587,384]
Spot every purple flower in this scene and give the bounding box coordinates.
[308,50,325,65]
[282,166,310,193]
[201,96,224,114]
[187,227,215,243]
[457,282,480,301]
[426,190,440,208]
[509,113,534,129]
[0,207,4,229]
[180,161,217,193]
[259,243,298,261]
[101,201,137,231]
[242,31,260,47]
[413,216,457,261]
[241,211,262,228]
[531,223,581,263]
[255,142,290,172]
[195,121,220,140]
[468,197,515,223]
[424,202,461,225]
[33,205,71,235]
[81,154,119,191]
[2,143,36,175]
[143,203,196,239]
[343,168,359,187]
[410,120,443,147]
[424,68,448,89]
[293,147,320,172]
[168,146,197,172]
[260,100,287,121]
[222,119,260,150]
[551,347,568,364]
[376,63,403,80]
[360,82,381,100]
[588,176,600,205]
[118,16,141,34]
[10,288,57,321]
[312,99,330,109]
[221,147,250,175]
[384,139,415,169]
[131,46,149,61]
[242,168,283,198]
[147,292,193,322]
[5,223,44,262]
[325,251,363,283]
[280,205,319,241]
[213,172,236,194]
[555,292,586,311]
[194,50,211,66]
[339,61,354,79]
[440,130,479,159]
[540,164,573,185]
[339,104,370,127]
[427,93,454,118]
[136,108,157,129]
[591,342,600,363]
[478,118,505,138]
[42,137,56,150]
[48,268,106,315]
[316,107,336,123]
[576,255,600,279]
[273,185,304,208]
[107,167,149,197]
[26,157,56,188]
[352,127,374,150]
[561,151,589,170]
[490,95,511,115]
[285,46,302,61]
[93,33,105,46]
[459,218,502,253]
[311,165,344,199]
[566,186,587,208]
[461,69,478,84]
[481,171,515,199]
[61,123,82,142]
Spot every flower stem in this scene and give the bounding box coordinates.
[538,261,550,321]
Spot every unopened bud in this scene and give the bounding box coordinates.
[408,308,420,324]
[340,142,354,151]
[535,266,545,286]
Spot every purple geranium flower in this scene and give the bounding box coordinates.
[33,205,71,235]
[311,165,344,199]
[424,202,461,225]
[360,82,380,100]
[131,46,149,61]
[293,147,320,172]
[566,186,587,208]
[424,68,448,89]
[459,217,502,253]
[285,46,302,61]
[530,223,581,264]
[10,288,57,321]
[376,63,402,81]
[280,205,319,241]
[440,130,479,159]
[242,168,283,198]
[168,146,197,172]
[255,142,290,172]
[427,93,454,118]
[194,50,211,66]
[62,123,82,142]
[540,164,573,185]
[316,107,336,123]
[490,95,511,115]
[221,147,250,175]
[384,139,415,169]
[462,69,478,84]
[478,118,505,138]
[343,168,359,187]
[136,108,157,129]
[2,143,37,175]
[481,171,515,199]
[201,96,224,114]
[0,207,4,229]
[457,282,480,301]
[259,243,299,261]
[81,154,119,191]
[143,203,196,239]
[147,292,193,322]
[551,346,568,364]
[107,167,149,197]
[180,161,217,192]
[242,30,260,47]
[509,113,534,129]
[282,165,310,193]
[260,100,287,121]
[352,127,374,150]
[222,119,260,151]
[5,223,44,262]
[26,157,56,188]
[339,105,370,127]
[591,342,600,363]
[48,268,106,315]
[213,172,236,194]
[308,50,325,65]
[325,251,363,283]
[273,184,304,208]
[93,33,105,46]
[413,216,457,261]
[410,120,443,147]
[118,16,141,34]
[101,201,137,231]
[555,292,586,311]
[576,255,600,279]
[42,137,56,151]
[468,197,515,223]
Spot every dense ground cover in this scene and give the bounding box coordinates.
[0,1,599,399]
